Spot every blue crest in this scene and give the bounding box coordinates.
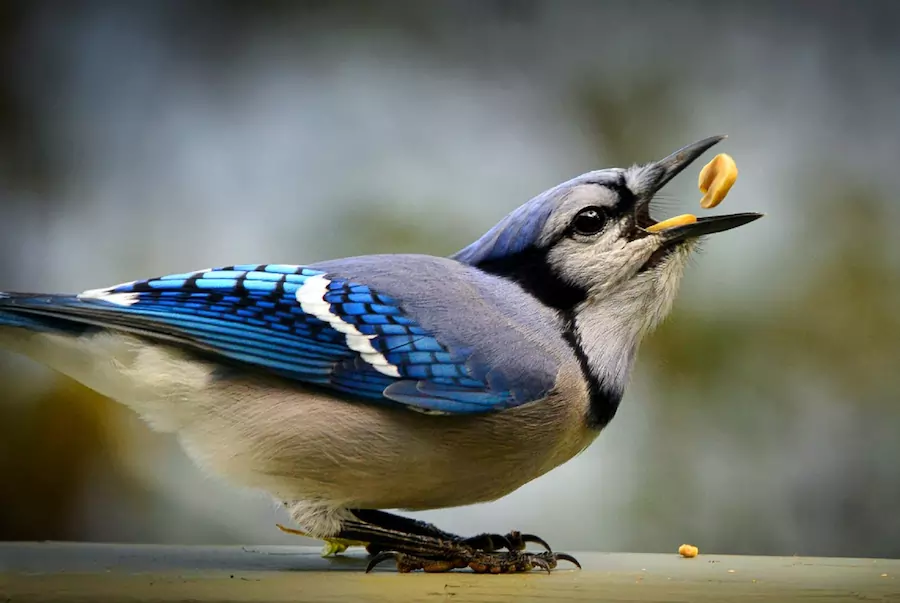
[451,170,618,266]
[451,195,554,266]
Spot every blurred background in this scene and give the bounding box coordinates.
[0,0,898,559]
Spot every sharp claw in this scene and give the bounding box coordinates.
[553,553,582,569]
[365,551,399,573]
[520,533,552,552]
[530,556,553,574]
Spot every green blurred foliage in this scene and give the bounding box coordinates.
[332,200,470,258]
[576,73,691,166]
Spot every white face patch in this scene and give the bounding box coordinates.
[571,240,693,393]
[296,274,401,378]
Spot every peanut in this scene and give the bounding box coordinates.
[678,544,700,558]
[645,213,697,233]
[698,153,738,209]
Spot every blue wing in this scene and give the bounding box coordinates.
[0,264,550,414]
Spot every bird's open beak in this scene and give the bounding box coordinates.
[642,136,764,240]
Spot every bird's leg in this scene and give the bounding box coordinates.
[350,509,552,554]
[326,509,579,574]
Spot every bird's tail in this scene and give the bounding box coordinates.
[0,291,213,436]
[0,292,94,334]
[0,292,138,405]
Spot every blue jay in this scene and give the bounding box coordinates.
[0,136,760,573]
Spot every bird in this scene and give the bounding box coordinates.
[0,136,761,574]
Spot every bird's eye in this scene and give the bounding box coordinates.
[571,207,607,236]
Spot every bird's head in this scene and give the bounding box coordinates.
[454,136,761,416]
[454,136,762,331]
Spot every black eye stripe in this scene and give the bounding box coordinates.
[567,177,636,237]
[580,174,637,215]
[601,178,637,214]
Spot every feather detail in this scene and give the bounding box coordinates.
[0,264,548,414]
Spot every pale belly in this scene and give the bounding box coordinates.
[0,329,597,512]
[178,375,599,511]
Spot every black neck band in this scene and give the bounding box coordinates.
[475,249,622,430]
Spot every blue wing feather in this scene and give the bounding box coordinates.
[0,264,546,414]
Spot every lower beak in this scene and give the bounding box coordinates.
[657,212,764,242]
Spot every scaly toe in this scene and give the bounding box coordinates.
[530,555,553,574]
[461,533,513,552]
[366,551,403,573]
[503,530,553,552]
[367,552,468,573]
[361,547,580,574]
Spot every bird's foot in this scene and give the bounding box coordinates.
[364,530,551,556]
[461,530,552,552]
[366,550,581,574]
[280,508,576,572]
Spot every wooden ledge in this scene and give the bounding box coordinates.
[1,542,897,602]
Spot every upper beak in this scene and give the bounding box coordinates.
[642,135,764,240]
[649,135,728,193]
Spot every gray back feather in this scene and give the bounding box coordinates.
[313,254,573,402]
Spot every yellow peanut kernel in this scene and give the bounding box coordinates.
[645,213,698,233]
[678,544,700,558]
[698,153,738,209]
